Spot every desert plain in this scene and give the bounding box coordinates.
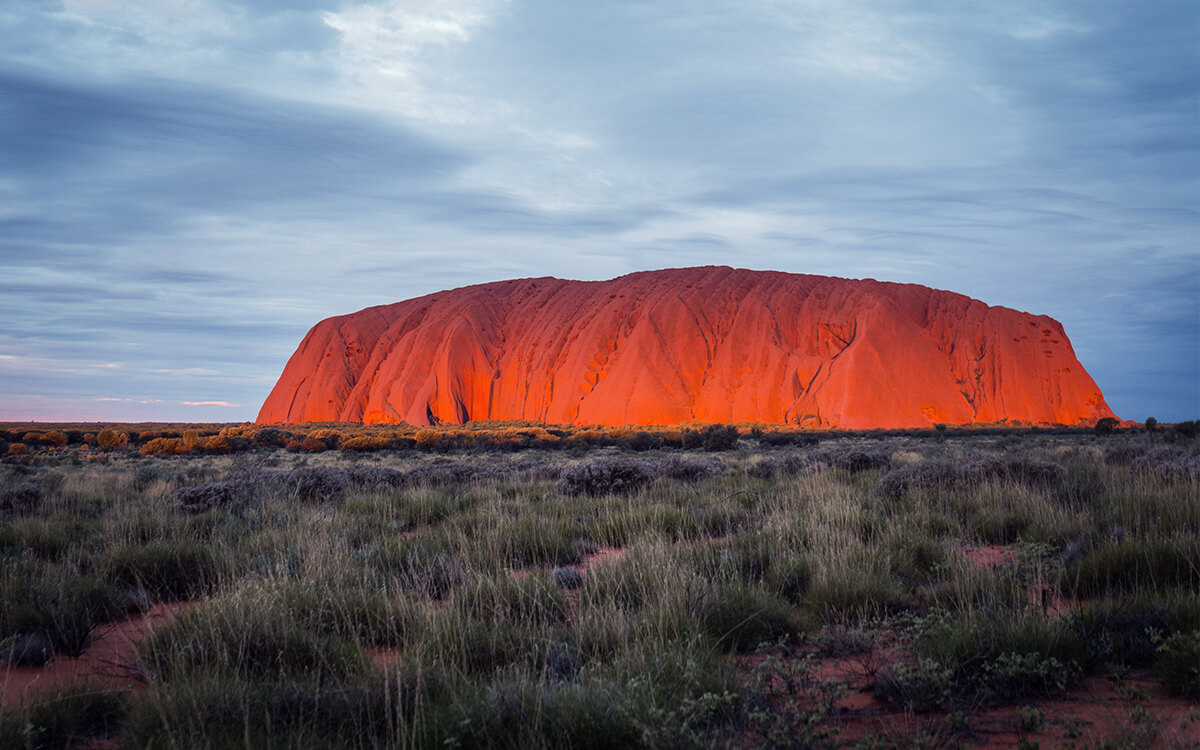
[1,421,1197,748]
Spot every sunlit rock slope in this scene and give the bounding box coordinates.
[259,266,1116,428]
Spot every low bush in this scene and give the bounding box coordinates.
[1071,600,1169,668]
[200,435,233,454]
[700,424,740,451]
[307,428,345,449]
[874,454,1064,500]
[1154,629,1200,699]
[557,455,725,496]
[745,452,816,480]
[558,457,657,496]
[875,657,953,712]
[171,480,242,513]
[95,429,128,451]
[1104,442,1147,466]
[0,686,129,749]
[627,431,662,451]
[754,431,819,447]
[2,632,52,666]
[341,435,392,451]
[814,446,892,473]
[251,427,292,447]
[285,437,327,452]
[1131,446,1200,482]
[140,437,185,455]
[282,466,349,504]
[0,478,43,513]
[660,455,727,482]
[343,464,407,487]
[909,611,1086,702]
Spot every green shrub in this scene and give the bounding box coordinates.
[699,424,740,451]
[1071,600,1169,668]
[0,686,128,749]
[1154,630,1200,699]
[874,657,953,712]
[910,611,1086,700]
[977,651,1080,701]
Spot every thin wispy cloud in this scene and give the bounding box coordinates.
[0,0,1195,422]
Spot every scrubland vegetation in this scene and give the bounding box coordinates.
[1,422,1197,748]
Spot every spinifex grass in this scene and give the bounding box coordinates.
[0,432,1195,747]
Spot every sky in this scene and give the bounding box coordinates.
[1,0,1197,424]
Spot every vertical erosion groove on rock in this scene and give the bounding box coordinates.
[258,266,1117,428]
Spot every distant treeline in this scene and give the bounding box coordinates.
[2,418,1195,457]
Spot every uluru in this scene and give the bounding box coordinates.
[258,266,1117,429]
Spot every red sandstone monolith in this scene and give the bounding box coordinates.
[258,267,1116,428]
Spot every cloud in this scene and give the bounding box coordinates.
[181,401,242,407]
[0,0,1194,422]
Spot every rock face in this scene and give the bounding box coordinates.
[258,267,1117,428]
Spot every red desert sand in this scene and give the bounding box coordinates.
[259,266,1116,429]
[1,603,189,710]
